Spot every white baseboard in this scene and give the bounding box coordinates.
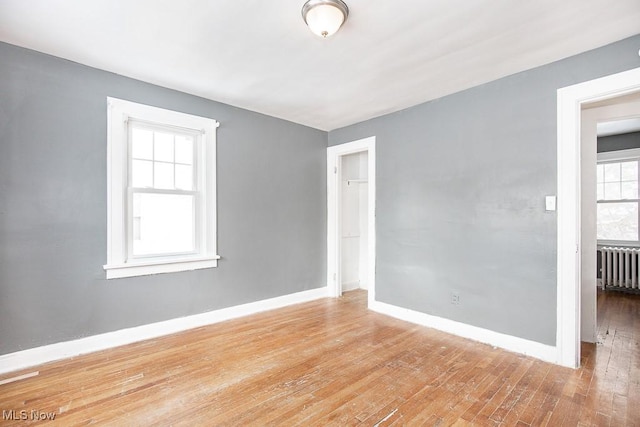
[369,300,557,365]
[0,287,329,375]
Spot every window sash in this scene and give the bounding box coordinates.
[597,157,640,243]
[127,121,198,192]
[126,188,201,260]
[126,121,203,261]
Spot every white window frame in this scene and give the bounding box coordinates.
[596,148,640,248]
[104,97,220,279]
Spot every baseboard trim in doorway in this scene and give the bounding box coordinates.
[0,287,328,375]
[370,300,557,364]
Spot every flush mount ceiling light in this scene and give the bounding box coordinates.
[302,0,349,38]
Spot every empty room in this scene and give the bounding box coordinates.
[1,0,640,425]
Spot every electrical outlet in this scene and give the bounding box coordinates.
[451,292,460,305]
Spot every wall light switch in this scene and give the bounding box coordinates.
[545,195,556,211]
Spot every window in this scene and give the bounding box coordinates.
[104,98,219,279]
[597,149,640,245]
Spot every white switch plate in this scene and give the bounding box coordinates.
[545,195,556,211]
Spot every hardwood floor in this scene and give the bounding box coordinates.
[0,290,639,426]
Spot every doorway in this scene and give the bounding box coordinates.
[580,93,640,345]
[557,67,640,368]
[327,137,376,306]
[340,151,369,292]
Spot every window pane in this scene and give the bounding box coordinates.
[622,181,638,199]
[154,162,174,189]
[175,135,193,165]
[132,160,153,188]
[131,128,153,160]
[604,182,621,200]
[132,193,194,256]
[175,164,193,190]
[597,164,604,184]
[154,132,174,162]
[597,202,638,241]
[621,161,638,181]
[604,163,620,182]
[597,183,604,201]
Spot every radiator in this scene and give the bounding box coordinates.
[600,247,640,291]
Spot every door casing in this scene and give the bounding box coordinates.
[556,67,640,368]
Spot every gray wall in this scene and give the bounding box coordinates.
[0,42,327,355]
[597,131,640,152]
[329,34,640,346]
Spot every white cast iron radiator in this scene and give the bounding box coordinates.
[600,247,640,291]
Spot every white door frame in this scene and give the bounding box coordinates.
[327,136,376,306]
[556,67,640,368]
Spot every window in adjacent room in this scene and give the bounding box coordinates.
[104,97,219,279]
[597,150,640,245]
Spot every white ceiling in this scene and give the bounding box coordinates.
[1,0,639,131]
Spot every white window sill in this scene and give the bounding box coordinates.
[104,255,220,279]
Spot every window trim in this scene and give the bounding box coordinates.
[104,97,220,279]
[596,148,640,247]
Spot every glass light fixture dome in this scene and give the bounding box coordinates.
[302,0,349,38]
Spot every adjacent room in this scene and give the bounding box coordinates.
[1,0,640,424]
